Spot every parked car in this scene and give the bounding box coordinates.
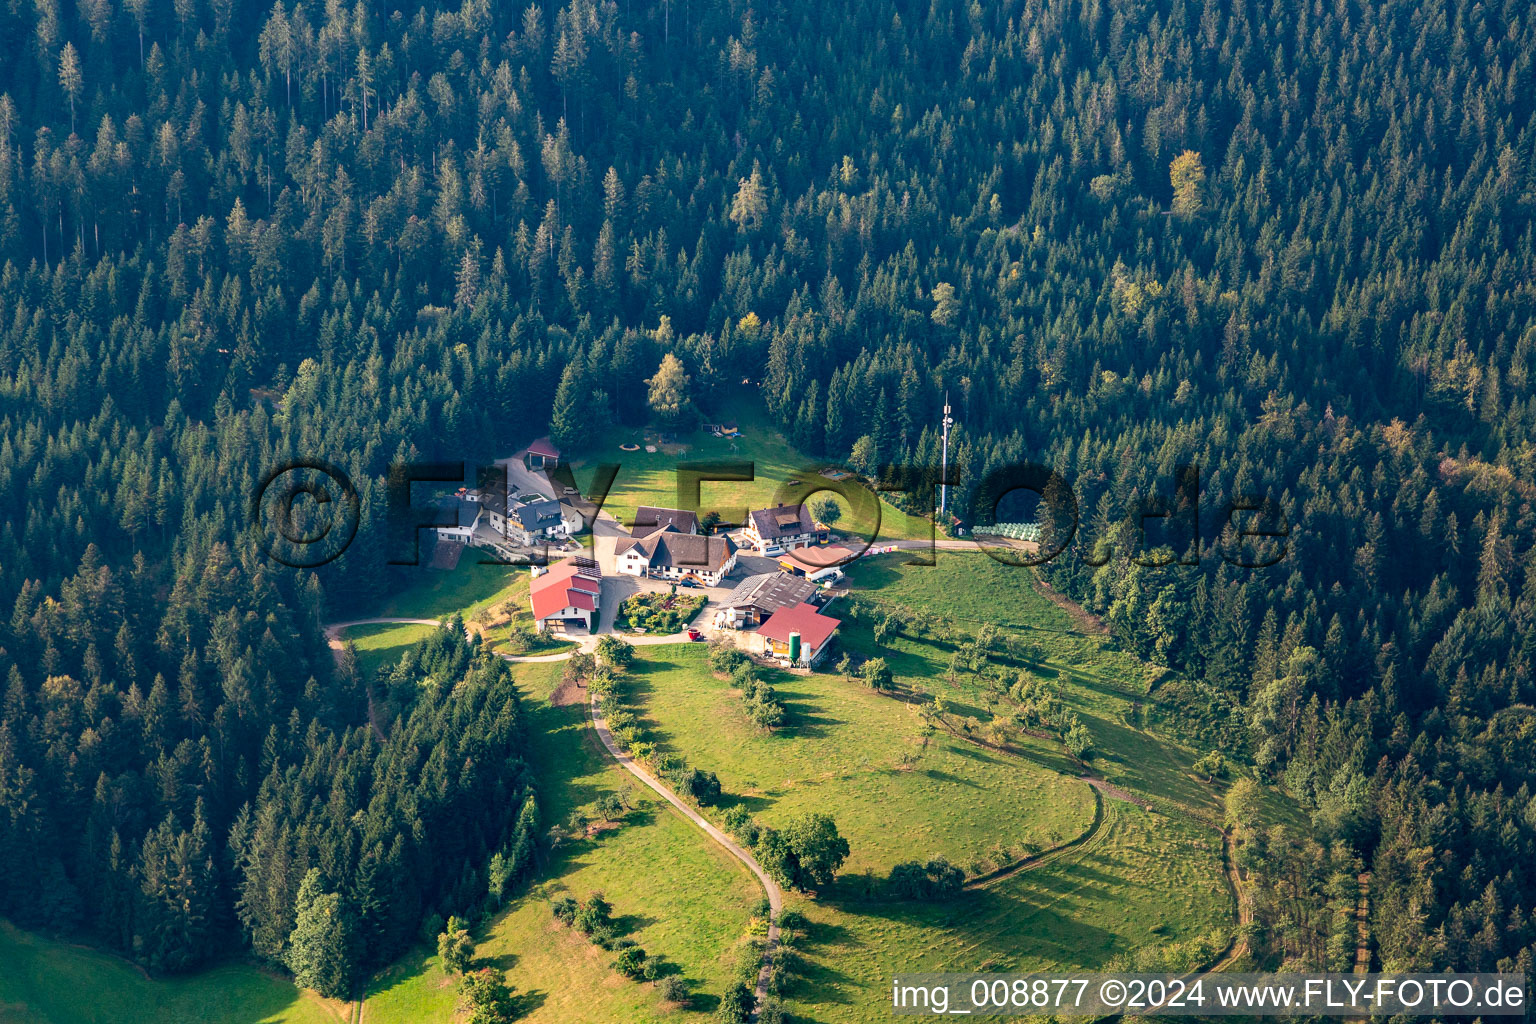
[677,578,701,588]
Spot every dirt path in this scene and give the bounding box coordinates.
[964,785,1106,889]
[1198,829,1252,974]
[322,614,782,1016]
[1082,776,1152,809]
[587,688,783,1011]
[1031,574,1108,634]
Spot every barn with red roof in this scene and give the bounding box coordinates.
[754,601,842,667]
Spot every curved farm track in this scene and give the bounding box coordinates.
[1197,828,1253,975]
[324,616,784,1016]
[964,785,1107,889]
[929,698,1248,976]
[331,609,1251,1019]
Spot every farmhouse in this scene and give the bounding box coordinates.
[429,495,482,542]
[508,498,568,545]
[743,503,827,554]
[631,505,699,539]
[615,526,738,585]
[475,480,513,533]
[529,557,602,631]
[753,601,841,667]
[718,572,820,628]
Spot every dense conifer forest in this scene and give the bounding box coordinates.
[0,0,1534,991]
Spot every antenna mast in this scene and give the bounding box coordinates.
[940,391,954,520]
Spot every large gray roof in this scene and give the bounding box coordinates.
[725,572,818,611]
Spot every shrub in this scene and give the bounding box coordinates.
[673,766,723,806]
[574,892,611,934]
[860,657,894,691]
[611,946,647,979]
[459,968,517,1024]
[596,635,636,669]
[550,896,578,925]
[709,642,749,675]
[731,662,760,690]
[1064,719,1094,759]
[596,793,625,821]
[723,806,758,845]
[659,976,690,1004]
[757,997,786,1024]
[746,695,785,729]
[716,982,754,1023]
[888,857,965,899]
[436,915,474,974]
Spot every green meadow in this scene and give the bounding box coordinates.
[619,552,1238,1021]
[626,645,1095,880]
[338,564,572,676]
[361,661,762,1024]
[0,922,345,1024]
[567,399,934,542]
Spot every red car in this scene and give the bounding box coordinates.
[686,629,705,641]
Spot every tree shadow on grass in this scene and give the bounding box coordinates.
[834,881,1124,970]
[478,950,520,971]
[364,943,435,1001]
[776,700,843,737]
[718,790,775,814]
[922,767,982,788]
[609,910,659,935]
[508,988,547,1018]
[775,915,862,1007]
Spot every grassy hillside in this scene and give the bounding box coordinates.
[624,556,1238,1021]
[353,561,524,622]
[338,566,572,676]
[841,553,1223,821]
[567,399,934,542]
[780,803,1231,1021]
[341,621,440,678]
[628,645,1095,880]
[0,923,344,1024]
[361,661,762,1024]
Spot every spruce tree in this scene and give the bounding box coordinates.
[285,869,354,998]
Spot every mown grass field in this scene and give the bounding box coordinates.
[841,553,1223,822]
[338,565,572,676]
[362,661,763,1024]
[568,396,934,542]
[355,559,523,622]
[628,645,1096,881]
[340,621,439,678]
[779,802,1231,1021]
[624,554,1238,1021]
[0,922,344,1024]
